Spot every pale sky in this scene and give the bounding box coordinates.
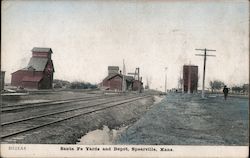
[1,0,249,91]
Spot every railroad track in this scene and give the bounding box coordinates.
[1,94,120,112]
[1,95,151,139]
[1,94,137,126]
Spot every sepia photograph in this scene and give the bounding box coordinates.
[1,0,249,157]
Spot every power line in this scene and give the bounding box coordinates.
[195,48,216,98]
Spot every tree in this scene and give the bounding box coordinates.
[70,81,97,89]
[53,79,70,89]
[209,80,225,93]
[231,86,242,93]
[243,84,249,94]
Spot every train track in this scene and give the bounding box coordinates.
[1,94,120,112]
[1,95,151,139]
[1,95,138,126]
[1,94,132,126]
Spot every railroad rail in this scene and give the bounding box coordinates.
[1,95,151,139]
[1,95,138,126]
[1,94,120,112]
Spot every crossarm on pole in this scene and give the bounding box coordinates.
[195,54,216,57]
[195,49,216,51]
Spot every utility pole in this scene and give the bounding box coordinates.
[178,70,183,91]
[138,68,141,93]
[195,48,216,98]
[122,59,126,92]
[137,68,140,81]
[146,77,149,89]
[165,67,168,93]
[188,61,191,94]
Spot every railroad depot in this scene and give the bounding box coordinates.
[11,47,55,89]
[101,66,143,91]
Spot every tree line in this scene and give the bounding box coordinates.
[53,79,97,89]
[209,80,248,94]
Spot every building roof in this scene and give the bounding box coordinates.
[22,57,48,71]
[108,66,119,70]
[104,73,122,80]
[22,76,43,82]
[103,74,134,82]
[183,65,198,67]
[32,47,53,53]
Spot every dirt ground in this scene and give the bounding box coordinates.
[117,93,249,145]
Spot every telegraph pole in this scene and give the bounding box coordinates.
[188,61,191,94]
[165,67,168,93]
[195,48,216,98]
[122,59,126,92]
[137,68,141,93]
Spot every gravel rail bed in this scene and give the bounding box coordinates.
[1,95,154,144]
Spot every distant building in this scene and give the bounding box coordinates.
[183,65,198,93]
[132,79,143,91]
[102,73,122,91]
[11,47,55,89]
[101,66,142,91]
[0,71,5,90]
[108,66,119,76]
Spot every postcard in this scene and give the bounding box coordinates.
[1,0,249,158]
